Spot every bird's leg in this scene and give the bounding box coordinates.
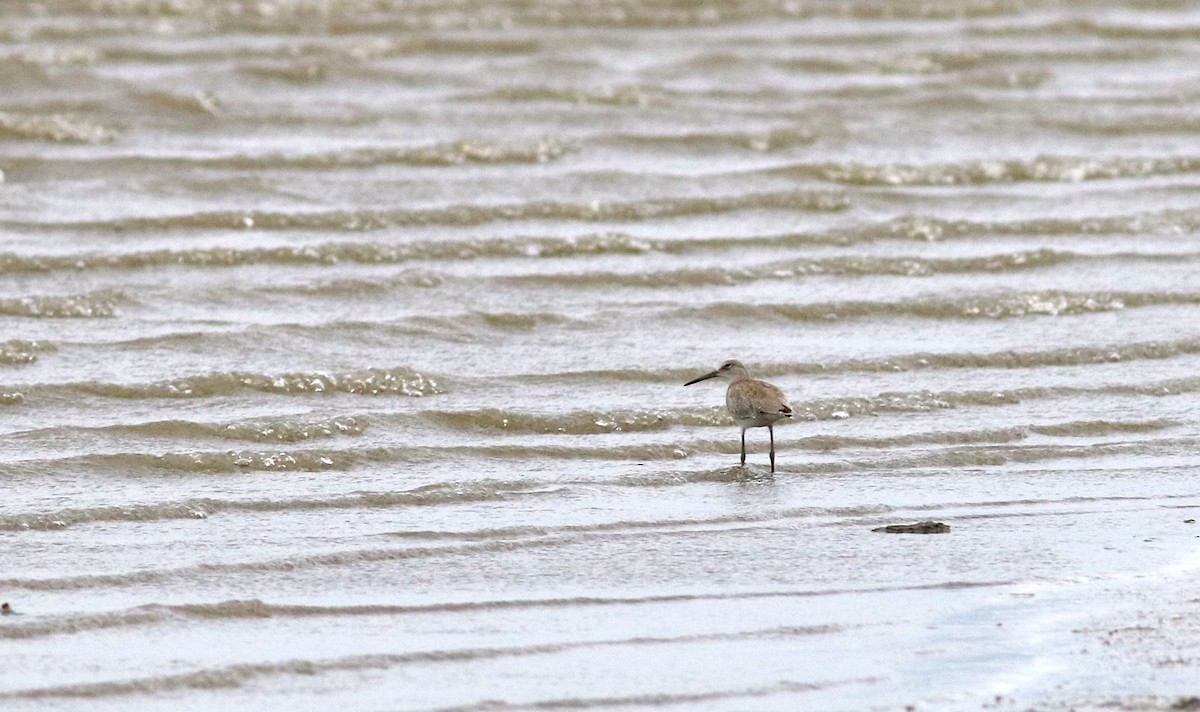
[769,425,776,473]
[740,428,746,465]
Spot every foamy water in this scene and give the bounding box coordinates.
[3,1,1200,709]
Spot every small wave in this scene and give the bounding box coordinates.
[429,392,1188,436]
[411,310,573,334]
[0,533,606,590]
[503,249,1086,288]
[0,233,664,274]
[2,135,568,171]
[9,44,101,66]
[782,56,1046,90]
[5,208,1196,275]
[113,35,540,67]
[791,419,1177,451]
[469,442,695,461]
[985,17,1200,41]
[0,479,546,532]
[0,111,114,143]
[797,337,1200,375]
[374,36,542,55]
[424,374,1200,440]
[59,365,440,399]
[134,88,223,115]
[464,421,1174,459]
[682,290,1200,323]
[12,507,927,589]
[426,680,856,712]
[0,339,54,365]
[605,126,818,152]
[0,291,121,318]
[2,632,855,700]
[0,600,844,653]
[1047,112,1200,136]
[73,0,1018,30]
[425,406,728,435]
[190,415,368,442]
[259,271,446,295]
[791,382,1195,422]
[54,415,370,444]
[264,138,569,168]
[575,336,1200,382]
[6,492,876,538]
[466,83,674,107]
[624,438,1200,484]
[0,588,865,637]
[619,465,784,486]
[383,504,895,543]
[775,155,1200,186]
[72,449,361,475]
[867,439,1195,471]
[959,68,1051,89]
[0,607,170,641]
[131,138,573,170]
[34,439,676,475]
[779,47,1145,76]
[238,60,342,83]
[0,576,1007,643]
[7,189,848,233]
[863,208,1200,243]
[1028,420,1177,437]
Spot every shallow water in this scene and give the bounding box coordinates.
[3,1,1200,709]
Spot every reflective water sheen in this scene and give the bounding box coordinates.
[3,1,1200,710]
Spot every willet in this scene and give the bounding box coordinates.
[684,359,793,472]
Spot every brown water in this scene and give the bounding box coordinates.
[3,1,1200,709]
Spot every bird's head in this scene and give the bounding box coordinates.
[684,359,750,386]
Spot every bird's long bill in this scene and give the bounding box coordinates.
[683,370,719,386]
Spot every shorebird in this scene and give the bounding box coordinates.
[684,359,793,472]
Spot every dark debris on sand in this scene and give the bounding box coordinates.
[872,521,951,534]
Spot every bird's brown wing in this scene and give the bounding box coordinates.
[728,379,791,420]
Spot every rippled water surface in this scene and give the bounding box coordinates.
[3,1,1200,709]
